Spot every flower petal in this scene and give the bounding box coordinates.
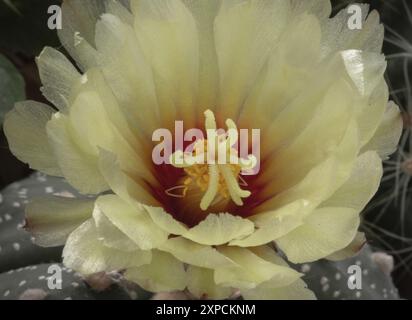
[144,206,188,236]
[321,5,384,57]
[159,237,235,269]
[131,0,200,126]
[125,250,186,293]
[322,151,383,211]
[92,203,140,252]
[36,47,81,111]
[215,0,290,118]
[183,213,254,246]
[258,119,359,212]
[276,207,360,263]
[362,101,403,158]
[25,196,94,247]
[4,101,61,176]
[187,266,233,300]
[215,246,302,289]
[326,232,367,261]
[229,200,308,247]
[46,113,108,194]
[96,195,168,250]
[63,219,151,275]
[242,278,315,300]
[241,245,315,299]
[58,0,102,70]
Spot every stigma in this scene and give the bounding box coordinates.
[167,110,256,211]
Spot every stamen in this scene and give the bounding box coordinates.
[168,110,255,211]
[200,165,220,210]
[165,185,188,198]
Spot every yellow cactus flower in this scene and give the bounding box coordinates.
[4,0,403,299]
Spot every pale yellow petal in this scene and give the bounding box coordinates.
[215,247,301,289]
[46,113,108,194]
[96,195,168,250]
[131,0,199,127]
[63,219,151,275]
[187,266,233,300]
[125,250,186,293]
[183,213,254,246]
[159,237,235,269]
[242,278,316,300]
[4,101,61,176]
[36,47,80,111]
[362,101,403,158]
[326,232,366,261]
[322,151,383,211]
[215,0,290,118]
[229,200,308,247]
[25,197,94,247]
[92,202,140,252]
[241,245,315,299]
[58,0,102,70]
[144,206,188,236]
[276,207,360,263]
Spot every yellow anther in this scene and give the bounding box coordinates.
[168,110,255,210]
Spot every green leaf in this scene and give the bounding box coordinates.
[0,54,25,125]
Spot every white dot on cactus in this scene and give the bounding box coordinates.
[300,264,311,273]
[19,280,27,287]
[64,297,73,300]
[3,290,10,297]
[0,193,3,203]
[45,187,54,193]
[322,284,330,292]
[13,243,21,251]
[36,173,47,182]
[7,270,13,275]
[12,202,21,208]
[5,213,12,221]
[71,282,80,288]
[38,276,46,280]
[355,291,361,298]
[362,269,369,276]
[335,273,341,280]
[320,276,329,285]
[370,283,376,289]
[355,260,362,266]
[333,291,341,298]
[17,267,23,272]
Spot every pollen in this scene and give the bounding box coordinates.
[167,110,256,211]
